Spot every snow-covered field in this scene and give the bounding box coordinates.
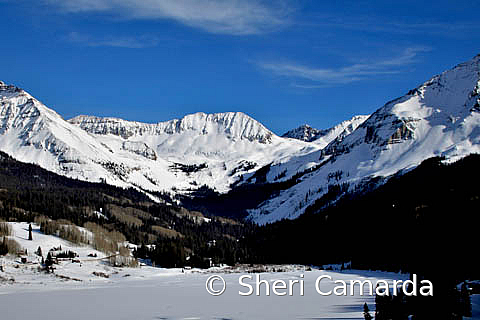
[1,268,411,320]
[0,222,412,319]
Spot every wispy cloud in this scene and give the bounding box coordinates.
[257,47,431,87]
[44,0,292,35]
[67,32,160,48]
[300,15,480,38]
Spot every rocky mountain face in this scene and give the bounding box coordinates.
[282,124,324,142]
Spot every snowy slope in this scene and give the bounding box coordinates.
[248,54,480,224]
[0,82,131,184]
[310,115,370,148]
[0,222,186,286]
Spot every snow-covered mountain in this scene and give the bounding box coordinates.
[0,81,326,197]
[1,54,479,224]
[0,81,137,186]
[282,115,368,146]
[247,54,480,224]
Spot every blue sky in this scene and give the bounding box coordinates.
[1,0,479,134]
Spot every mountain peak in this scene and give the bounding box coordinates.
[282,124,324,142]
[1,82,46,134]
[0,80,23,94]
[282,115,369,147]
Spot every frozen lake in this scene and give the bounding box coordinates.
[0,269,406,320]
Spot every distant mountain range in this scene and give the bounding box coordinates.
[1,53,479,224]
[0,83,318,197]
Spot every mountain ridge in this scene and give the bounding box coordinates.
[69,111,275,144]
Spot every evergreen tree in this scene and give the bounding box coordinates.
[363,303,373,320]
[45,251,54,269]
[0,236,7,256]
